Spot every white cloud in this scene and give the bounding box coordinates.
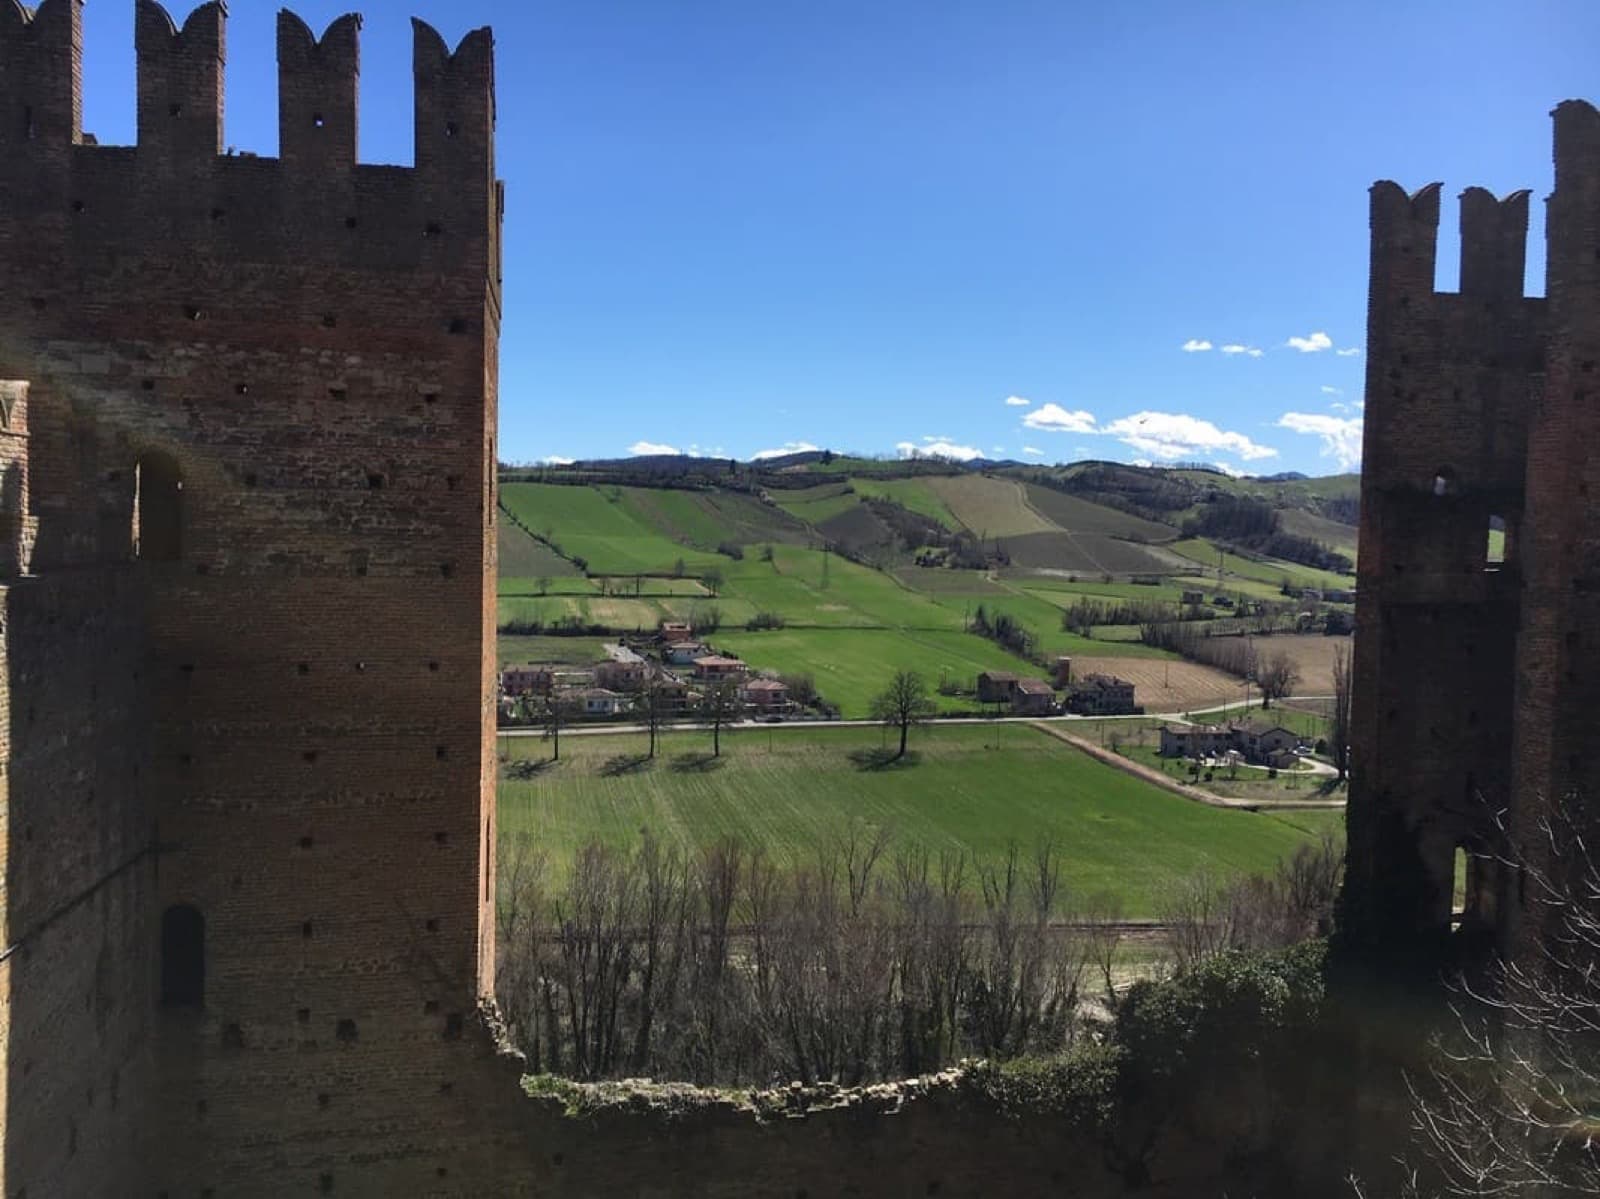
[991,445,1005,453]
[1287,330,1334,353]
[1211,461,1248,478]
[1022,403,1098,433]
[1220,344,1264,358]
[1022,446,1045,457]
[1004,395,1031,407]
[1277,412,1363,470]
[1098,411,1278,462]
[1335,346,1362,357]
[897,439,984,462]
[539,455,576,466]
[750,441,820,461]
[1182,339,1214,353]
[1320,385,1343,396]
[628,440,682,456]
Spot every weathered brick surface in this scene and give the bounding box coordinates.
[0,2,507,1194]
[1344,102,1600,968]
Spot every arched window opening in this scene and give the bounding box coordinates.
[161,904,204,1008]
[135,452,183,562]
[1450,846,1468,924]
[1452,843,1498,933]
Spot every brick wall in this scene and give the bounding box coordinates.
[0,3,507,1193]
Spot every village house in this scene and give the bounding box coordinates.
[652,676,697,714]
[499,664,554,697]
[572,687,628,717]
[1064,673,1138,715]
[694,655,749,682]
[1010,677,1056,715]
[659,619,693,643]
[740,678,790,711]
[1181,589,1204,605]
[594,644,650,692]
[662,639,709,666]
[976,671,1021,704]
[1159,721,1301,768]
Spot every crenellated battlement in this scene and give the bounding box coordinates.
[1369,179,1537,303]
[0,3,496,266]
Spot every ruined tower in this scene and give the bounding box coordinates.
[0,2,520,1192]
[1344,100,1600,968]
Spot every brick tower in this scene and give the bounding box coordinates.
[1343,100,1600,970]
[0,3,521,1193]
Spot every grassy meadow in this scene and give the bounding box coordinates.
[498,722,1337,914]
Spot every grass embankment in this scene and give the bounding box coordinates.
[497,722,1338,915]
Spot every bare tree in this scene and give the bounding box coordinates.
[1255,649,1301,709]
[542,692,570,761]
[1380,799,1600,1198]
[1330,643,1353,782]
[702,565,725,597]
[642,679,670,759]
[870,669,936,759]
[699,679,740,757]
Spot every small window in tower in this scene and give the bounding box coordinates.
[160,905,204,1008]
[1432,467,1458,498]
[313,113,325,129]
[1451,846,1468,925]
[1487,515,1506,565]
[134,452,183,562]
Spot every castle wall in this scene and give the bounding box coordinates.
[0,3,507,1193]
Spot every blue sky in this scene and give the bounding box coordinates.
[80,1,1600,475]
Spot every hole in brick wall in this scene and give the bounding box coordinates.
[178,753,192,766]
[434,831,448,845]
[328,386,348,401]
[168,103,182,118]
[355,661,366,672]
[425,221,442,238]
[424,392,439,404]
[446,475,460,490]
[302,750,319,764]
[448,318,467,335]
[437,1168,449,1179]
[1398,295,1410,309]
[428,661,440,672]
[426,918,439,932]
[445,121,459,138]
[298,1008,311,1023]
[439,563,453,578]
[317,1092,330,1108]
[435,745,448,760]
[195,563,209,576]
[336,1019,357,1043]
[313,113,325,129]
[28,295,44,310]
[183,305,202,321]
[161,905,204,1007]
[180,663,194,674]
[439,1081,454,1095]
[443,1013,463,1039]
[235,383,249,395]
[298,662,311,675]
[195,1099,207,1117]
[319,1174,333,1193]
[345,215,358,229]
[322,314,337,329]
[71,199,84,213]
[244,472,258,487]
[299,835,314,849]
[302,920,313,939]
[141,379,155,391]
[210,207,224,221]
[553,1153,565,1168]
[1584,361,1596,373]
[1468,710,1479,727]
[367,474,384,490]
[1433,467,1458,497]
[424,1000,439,1014]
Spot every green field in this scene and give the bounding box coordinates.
[1021,483,1175,541]
[1167,538,1354,592]
[923,474,1056,537]
[497,520,584,581]
[498,723,1338,914]
[848,476,961,527]
[714,626,1041,715]
[500,483,727,575]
